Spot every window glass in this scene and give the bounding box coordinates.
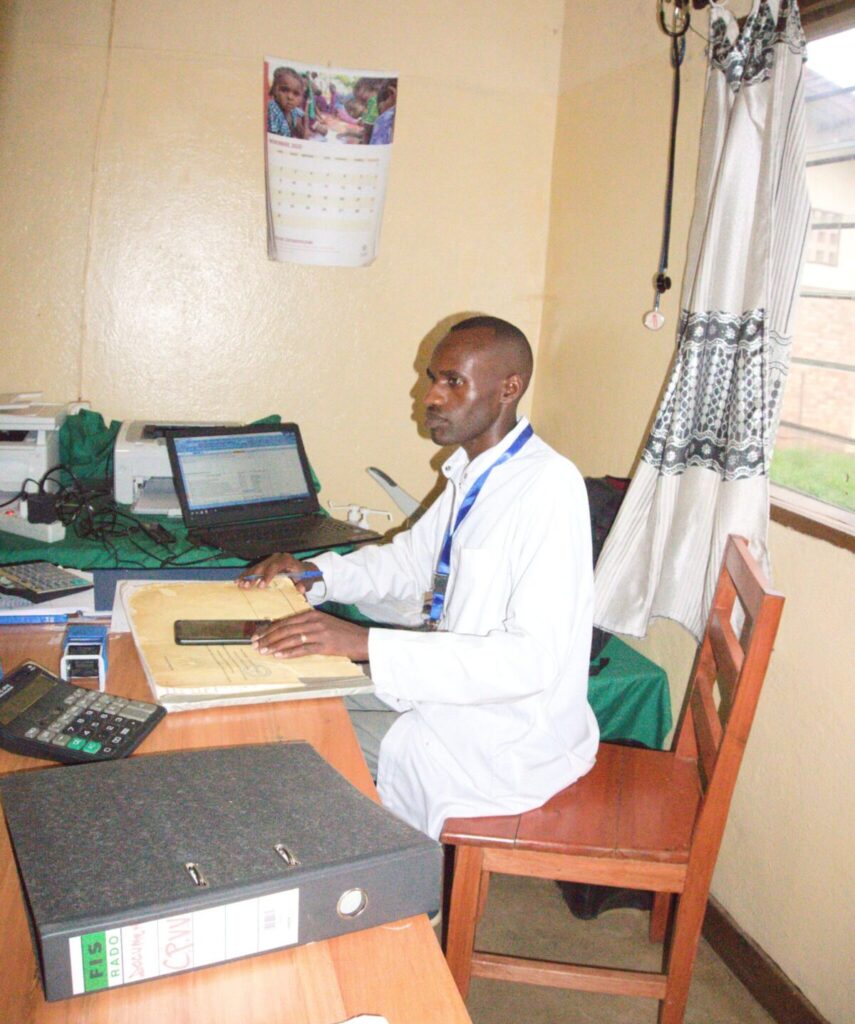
[771,26,855,518]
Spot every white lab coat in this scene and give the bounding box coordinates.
[310,418,599,839]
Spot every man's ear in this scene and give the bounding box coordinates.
[499,373,523,404]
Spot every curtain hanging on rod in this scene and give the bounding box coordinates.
[594,0,810,641]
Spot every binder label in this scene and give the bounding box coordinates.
[67,888,300,993]
[74,931,111,992]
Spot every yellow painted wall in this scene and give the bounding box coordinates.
[3,1,853,1020]
[535,4,855,1022]
[0,0,563,518]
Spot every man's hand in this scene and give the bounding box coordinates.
[237,552,319,594]
[252,610,369,662]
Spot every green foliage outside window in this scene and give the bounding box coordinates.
[771,448,855,511]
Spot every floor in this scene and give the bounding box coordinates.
[438,874,776,1024]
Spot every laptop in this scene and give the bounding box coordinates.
[165,423,381,561]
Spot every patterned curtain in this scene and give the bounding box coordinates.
[594,0,810,641]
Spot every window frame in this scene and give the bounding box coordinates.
[769,2,855,551]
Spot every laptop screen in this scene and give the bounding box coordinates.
[167,424,320,528]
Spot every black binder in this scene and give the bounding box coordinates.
[0,741,441,1000]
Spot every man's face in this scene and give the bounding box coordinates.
[423,328,509,458]
[272,74,303,113]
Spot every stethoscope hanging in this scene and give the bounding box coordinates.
[644,0,691,331]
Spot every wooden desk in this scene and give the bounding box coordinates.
[0,627,472,1024]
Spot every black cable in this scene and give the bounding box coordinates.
[40,463,85,493]
[657,0,691,40]
[43,465,179,568]
[657,33,685,293]
[1,465,75,511]
[0,484,29,508]
[645,6,688,329]
[9,456,241,571]
[159,548,237,568]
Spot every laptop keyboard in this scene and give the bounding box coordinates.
[192,515,378,557]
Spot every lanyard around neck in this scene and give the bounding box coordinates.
[425,424,533,628]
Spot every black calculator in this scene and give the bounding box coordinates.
[0,561,93,604]
[0,661,166,764]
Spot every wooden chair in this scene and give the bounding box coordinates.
[441,535,784,1024]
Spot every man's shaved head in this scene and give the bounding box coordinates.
[449,316,533,393]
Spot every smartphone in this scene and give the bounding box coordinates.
[173,619,272,645]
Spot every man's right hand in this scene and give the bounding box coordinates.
[237,552,320,594]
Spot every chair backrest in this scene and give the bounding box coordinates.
[674,535,785,872]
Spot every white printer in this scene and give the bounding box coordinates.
[113,420,239,515]
[0,396,68,495]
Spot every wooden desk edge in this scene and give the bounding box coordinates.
[0,626,471,1024]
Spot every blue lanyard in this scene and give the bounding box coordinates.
[426,424,533,628]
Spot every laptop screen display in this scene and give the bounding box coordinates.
[172,430,312,512]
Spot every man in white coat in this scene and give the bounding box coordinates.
[240,316,599,840]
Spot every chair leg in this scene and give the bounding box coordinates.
[650,892,672,943]
[441,844,455,949]
[476,868,490,923]
[444,844,486,1001]
[658,893,707,1024]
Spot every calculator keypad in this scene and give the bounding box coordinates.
[24,689,159,758]
[0,662,166,764]
[0,561,90,596]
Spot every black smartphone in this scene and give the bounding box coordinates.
[173,619,272,645]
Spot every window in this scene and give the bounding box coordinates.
[770,23,855,540]
[805,208,842,266]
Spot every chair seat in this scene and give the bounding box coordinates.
[440,538,785,1023]
[443,742,701,865]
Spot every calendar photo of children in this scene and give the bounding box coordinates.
[266,64,398,146]
[264,59,398,267]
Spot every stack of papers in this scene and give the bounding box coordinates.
[122,578,372,712]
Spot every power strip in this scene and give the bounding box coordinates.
[0,513,66,544]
